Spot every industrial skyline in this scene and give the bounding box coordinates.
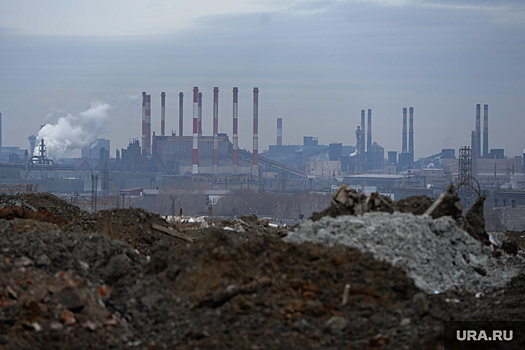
[1,0,525,159]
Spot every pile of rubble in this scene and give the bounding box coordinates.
[0,188,523,349]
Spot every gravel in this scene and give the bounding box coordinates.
[284,211,520,294]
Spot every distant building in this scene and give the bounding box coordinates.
[81,139,110,159]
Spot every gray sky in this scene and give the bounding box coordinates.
[1,0,525,160]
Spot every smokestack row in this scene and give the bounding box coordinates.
[213,87,219,174]
[143,87,259,175]
[142,92,151,155]
[160,92,166,136]
[192,87,199,174]
[233,87,239,173]
[277,118,282,146]
[253,87,259,176]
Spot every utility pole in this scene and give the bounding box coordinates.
[170,195,177,217]
[91,173,99,212]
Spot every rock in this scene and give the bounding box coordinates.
[53,287,85,313]
[324,316,347,334]
[36,254,51,266]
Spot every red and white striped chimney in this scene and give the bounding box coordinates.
[145,93,151,154]
[253,87,259,176]
[213,87,219,174]
[142,92,146,154]
[233,87,239,173]
[179,92,184,136]
[192,87,199,174]
[277,118,282,146]
[198,92,203,137]
[161,92,166,136]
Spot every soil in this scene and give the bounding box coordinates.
[0,191,523,349]
[63,208,185,256]
[15,192,84,222]
[0,206,70,229]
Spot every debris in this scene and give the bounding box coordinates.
[0,190,523,350]
[83,320,97,332]
[285,212,519,293]
[324,316,347,334]
[151,223,194,242]
[31,322,42,332]
[341,284,350,306]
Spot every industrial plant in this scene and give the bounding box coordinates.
[0,92,524,230]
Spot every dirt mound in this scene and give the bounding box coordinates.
[396,195,434,215]
[0,255,138,350]
[15,192,85,221]
[113,231,449,349]
[64,208,187,256]
[0,194,37,212]
[0,219,61,238]
[285,212,519,293]
[310,184,492,247]
[0,206,70,229]
[0,229,146,285]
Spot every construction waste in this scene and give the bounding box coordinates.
[0,187,523,349]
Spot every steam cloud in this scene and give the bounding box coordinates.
[36,101,112,159]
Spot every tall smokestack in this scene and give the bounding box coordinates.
[277,118,282,146]
[142,92,146,154]
[483,104,489,157]
[402,108,407,153]
[198,92,203,137]
[355,125,362,172]
[179,92,184,136]
[360,110,366,158]
[161,92,166,136]
[145,94,151,154]
[192,87,199,174]
[367,109,372,153]
[28,135,36,158]
[233,87,239,173]
[476,104,481,158]
[213,87,219,174]
[409,107,414,158]
[253,87,259,177]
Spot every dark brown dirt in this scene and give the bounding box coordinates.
[0,255,137,350]
[15,192,84,222]
[396,195,434,215]
[0,206,70,229]
[63,208,185,256]
[465,194,491,246]
[0,191,524,349]
[113,232,445,349]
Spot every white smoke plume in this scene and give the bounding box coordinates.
[36,101,112,159]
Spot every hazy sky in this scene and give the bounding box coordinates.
[1,0,525,160]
